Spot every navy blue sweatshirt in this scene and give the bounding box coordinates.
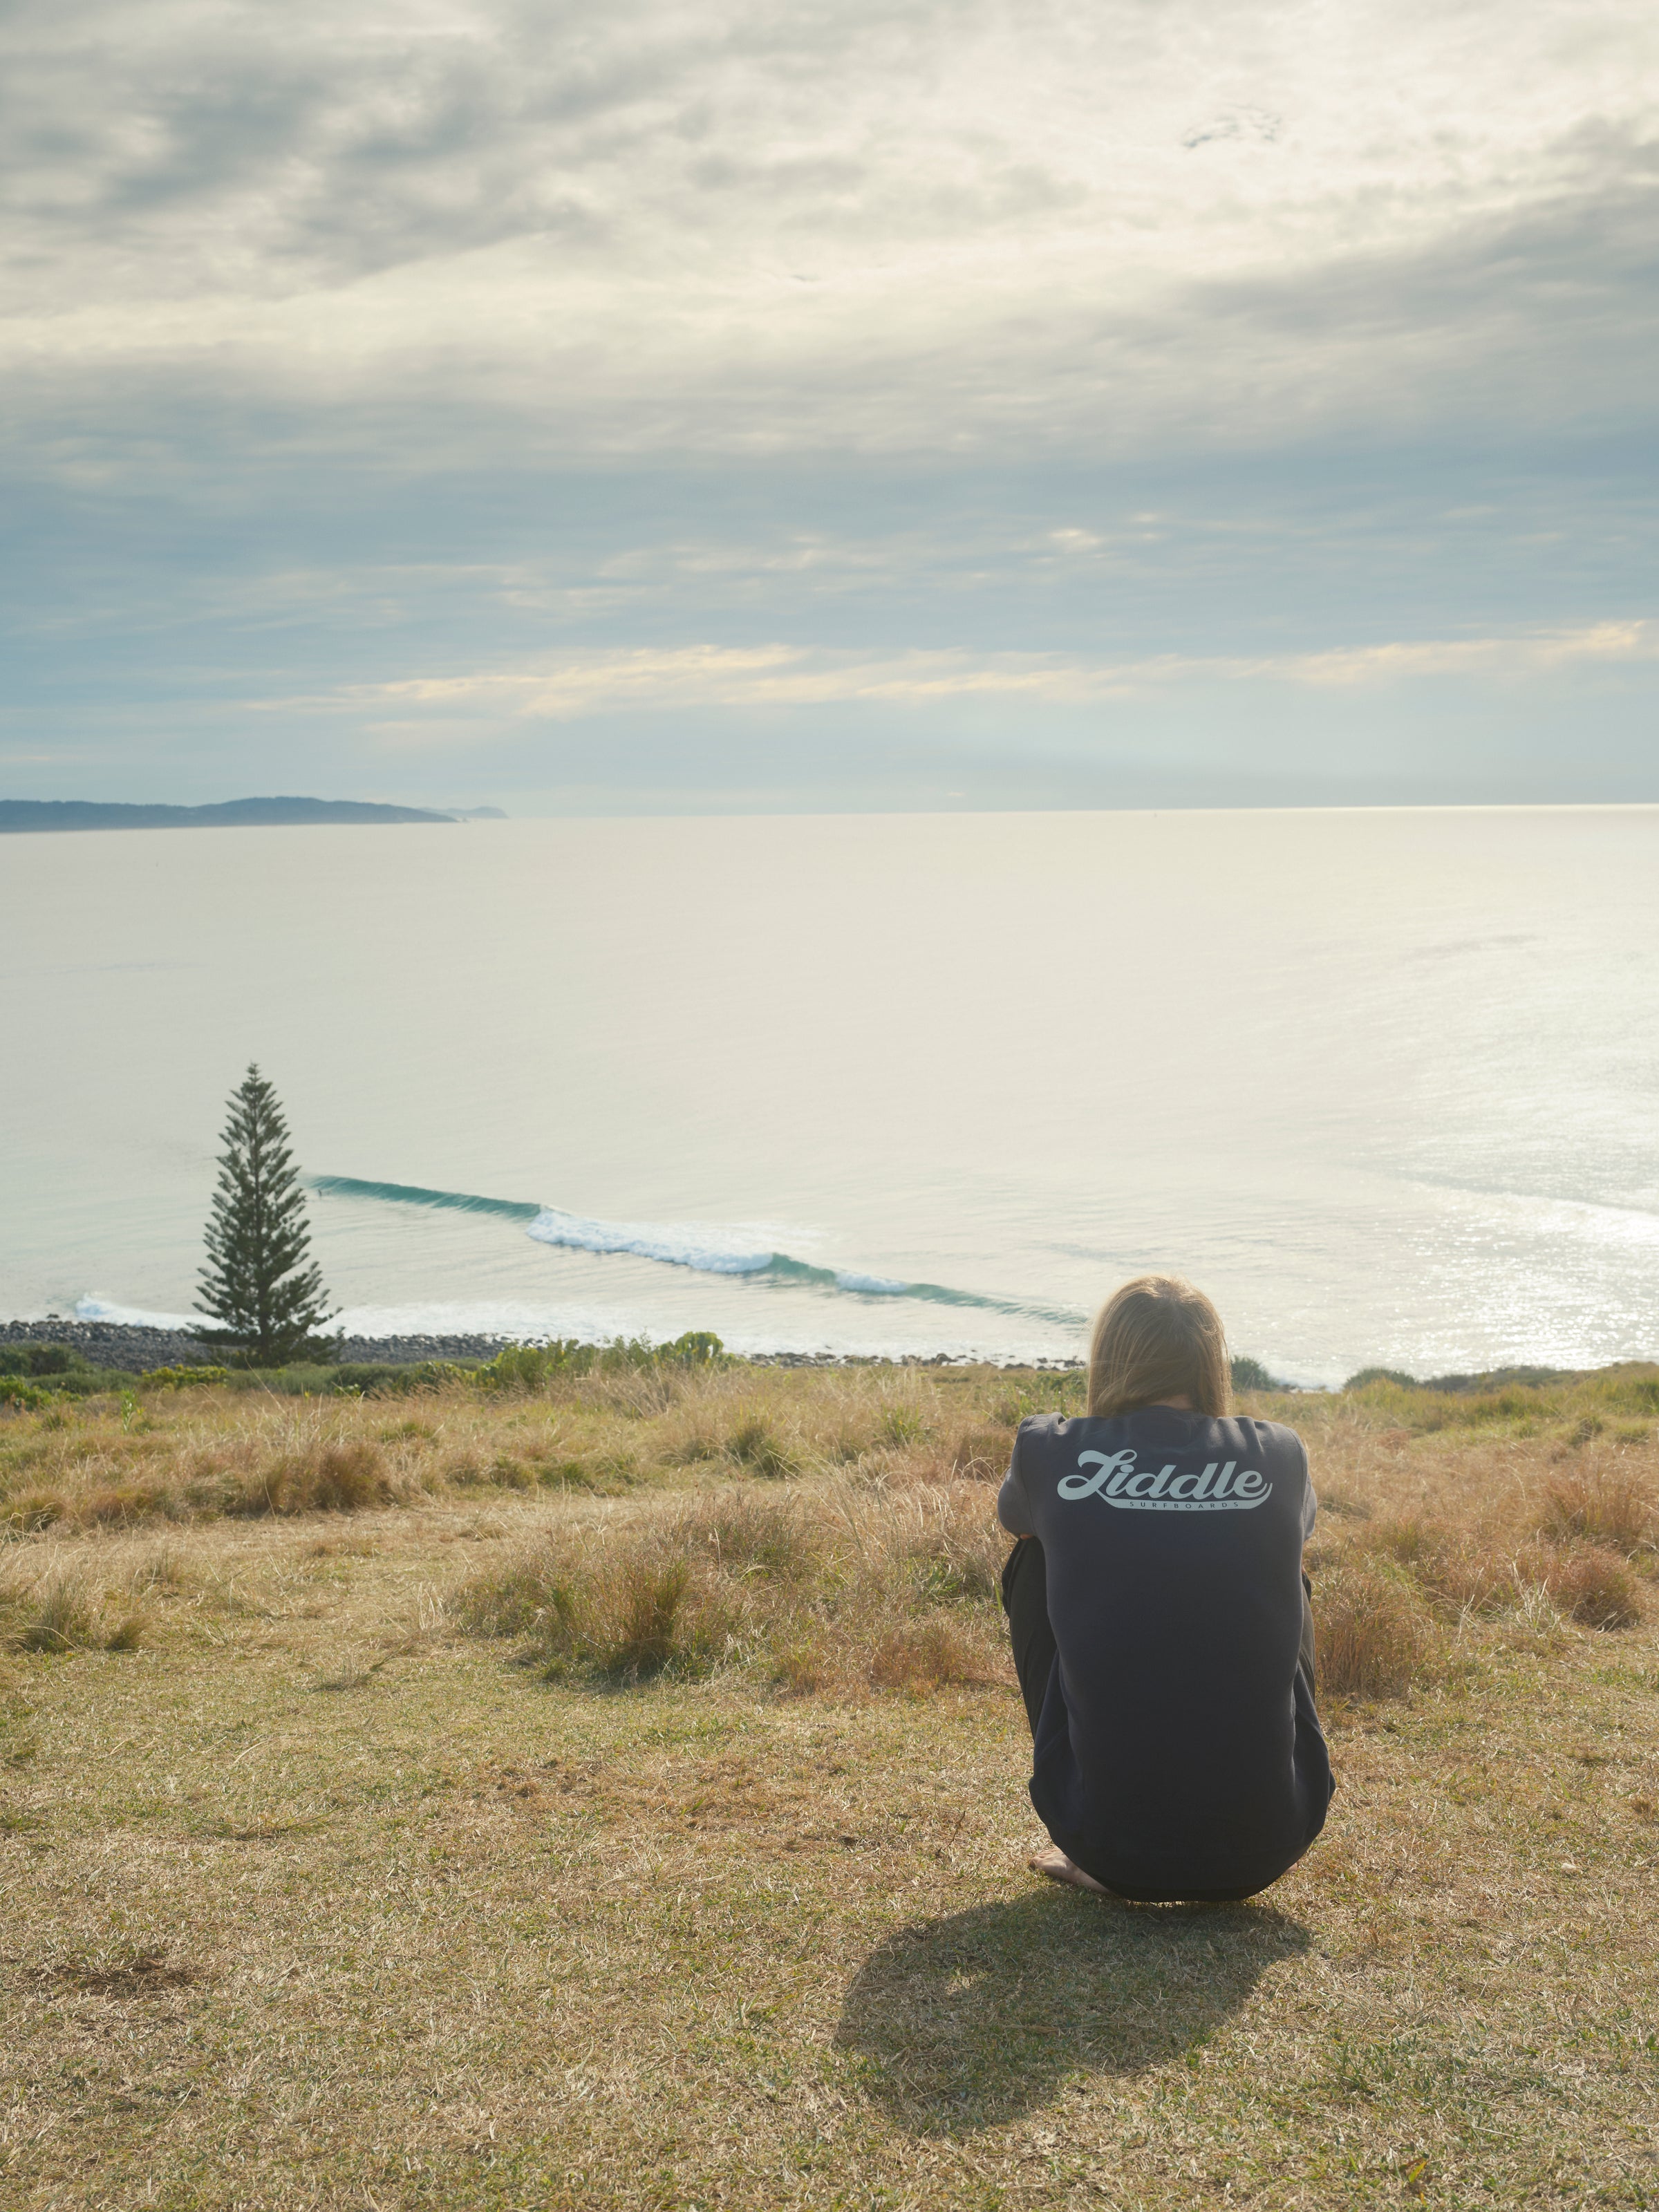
[998,1407,1332,1900]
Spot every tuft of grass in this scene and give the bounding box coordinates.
[1314,1556,1436,1699]
[1,1567,147,1655]
[1,1490,68,1534]
[662,1418,723,1467]
[1360,1511,1646,1637]
[1365,1517,1517,1616]
[1538,1467,1656,1557]
[690,1490,827,1583]
[726,1412,794,1479]
[456,1477,1009,1693]
[602,1556,724,1679]
[868,1617,995,1693]
[249,1438,391,1515]
[877,1404,930,1450]
[12,1574,99,1653]
[1539,1544,1642,1629]
[562,1546,740,1683]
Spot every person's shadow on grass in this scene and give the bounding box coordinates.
[834,1886,1311,2133]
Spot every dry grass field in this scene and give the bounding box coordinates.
[3,1356,1658,2210]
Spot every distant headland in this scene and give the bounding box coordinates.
[0,797,506,833]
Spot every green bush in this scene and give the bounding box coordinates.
[329,1361,471,1395]
[211,1359,471,1397]
[1,1380,57,1413]
[0,1347,138,1402]
[474,1333,727,1393]
[1230,1355,1290,1392]
[0,1344,78,1378]
[658,1331,726,1369]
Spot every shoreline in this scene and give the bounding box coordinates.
[0,1317,1080,1374]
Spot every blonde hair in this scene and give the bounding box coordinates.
[1087,1275,1232,1419]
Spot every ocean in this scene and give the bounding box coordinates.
[3,807,1656,1385]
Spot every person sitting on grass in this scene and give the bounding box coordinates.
[999,1274,1333,1903]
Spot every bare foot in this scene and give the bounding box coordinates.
[1028,1844,1110,1895]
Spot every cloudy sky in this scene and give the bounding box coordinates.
[3,0,1657,810]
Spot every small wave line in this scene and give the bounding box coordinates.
[311,1174,1081,1325]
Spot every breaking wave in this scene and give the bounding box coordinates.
[310,1175,1078,1324]
[309,1175,541,1223]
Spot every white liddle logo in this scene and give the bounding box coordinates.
[1057,1449,1272,1512]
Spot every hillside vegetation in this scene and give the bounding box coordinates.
[3,1353,1657,2207]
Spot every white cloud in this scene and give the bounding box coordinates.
[5,0,1658,806]
[245,618,1659,738]
[2,0,1657,456]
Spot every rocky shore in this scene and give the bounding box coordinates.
[1,1317,1078,1374]
[0,1318,509,1371]
[3,1318,1079,1371]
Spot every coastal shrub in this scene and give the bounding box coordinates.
[1314,1557,1436,1699]
[2,1382,57,1415]
[0,1345,78,1378]
[0,1349,140,1403]
[474,1333,726,1397]
[212,1360,467,1397]
[308,1361,466,1396]
[659,1332,726,1369]
[1230,1355,1290,1393]
[139,1366,227,1391]
[217,1365,337,1396]
[476,1343,565,1393]
[1333,1365,1659,1439]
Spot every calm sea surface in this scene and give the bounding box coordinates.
[3,809,1657,1384]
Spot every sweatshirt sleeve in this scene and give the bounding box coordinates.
[997,1422,1035,1536]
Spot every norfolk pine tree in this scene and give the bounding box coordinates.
[194,1065,338,1364]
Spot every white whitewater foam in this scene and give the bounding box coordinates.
[525,1206,787,1274]
[75,1293,198,1330]
[525,1208,935,1298]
